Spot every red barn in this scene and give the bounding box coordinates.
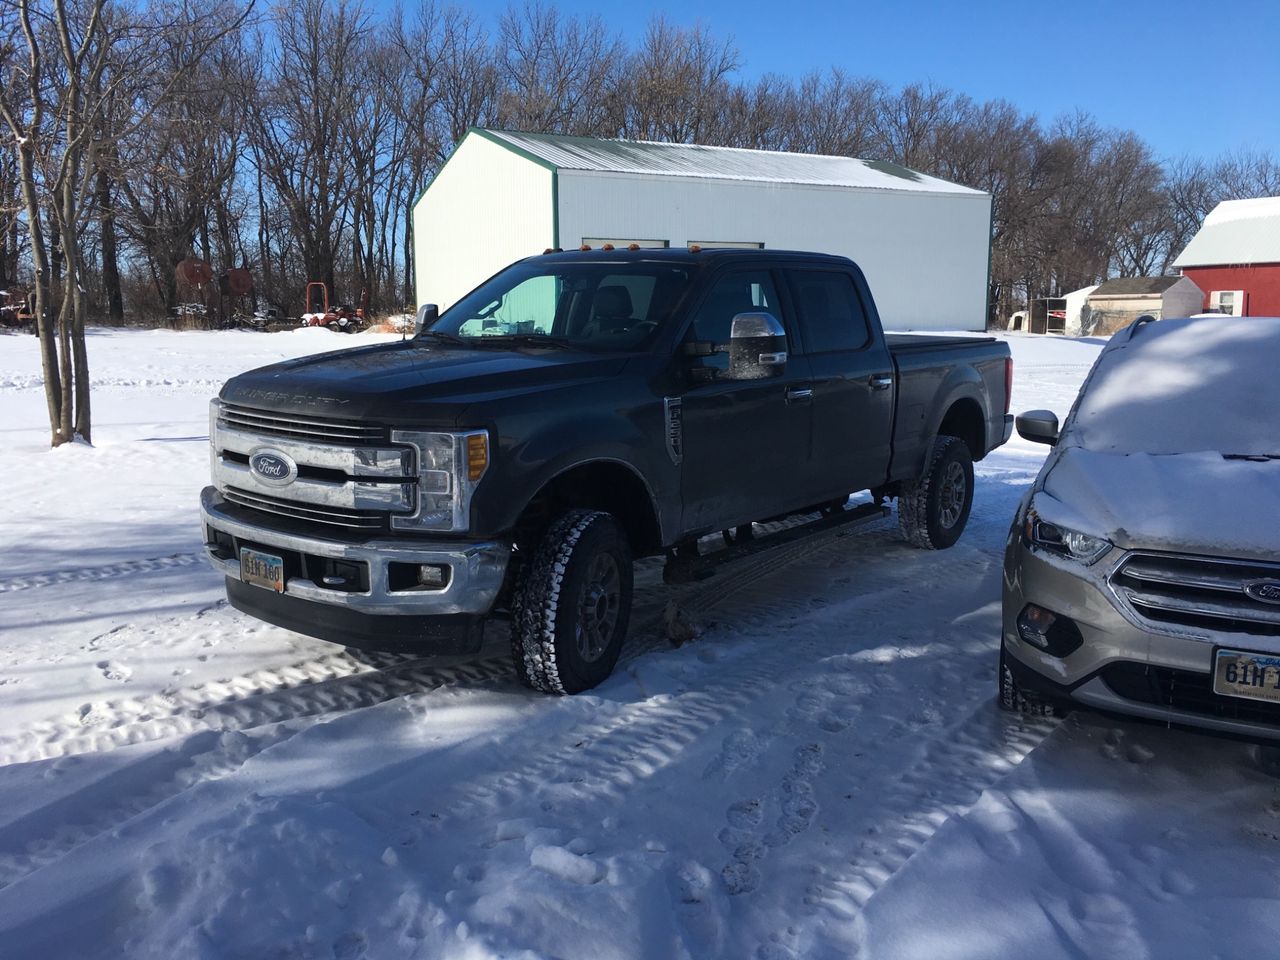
[1173,196,1280,316]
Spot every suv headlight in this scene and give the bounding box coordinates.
[391,430,490,533]
[1023,507,1110,564]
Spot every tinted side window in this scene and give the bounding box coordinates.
[690,270,781,343]
[788,271,870,353]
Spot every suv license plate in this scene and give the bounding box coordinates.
[1213,648,1280,704]
[240,547,285,593]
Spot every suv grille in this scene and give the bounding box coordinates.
[218,402,385,444]
[1102,662,1280,726]
[1111,553,1280,637]
[224,486,385,531]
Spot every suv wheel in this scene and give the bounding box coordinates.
[897,435,974,549]
[997,647,1059,718]
[511,510,634,694]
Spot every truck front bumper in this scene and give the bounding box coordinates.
[200,487,510,651]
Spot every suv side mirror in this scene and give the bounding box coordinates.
[727,312,787,380]
[415,303,439,334]
[1016,409,1059,446]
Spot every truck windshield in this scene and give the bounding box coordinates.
[424,260,693,351]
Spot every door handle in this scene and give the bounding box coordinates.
[786,386,814,403]
[869,373,894,390]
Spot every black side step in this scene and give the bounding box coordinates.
[663,502,891,585]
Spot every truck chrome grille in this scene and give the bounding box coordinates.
[1111,553,1280,637]
[218,402,385,444]
[224,486,385,531]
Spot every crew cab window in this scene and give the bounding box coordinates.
[434,261,690,351]
[690,270,782,344]
[787,270,870,353]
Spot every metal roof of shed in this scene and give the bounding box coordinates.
[1090,277,1184,297]
[475,128,985,196]
[1172,196,1280,268]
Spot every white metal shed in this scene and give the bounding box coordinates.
[412,128,993,331]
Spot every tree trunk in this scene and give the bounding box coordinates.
[97,168,125,324]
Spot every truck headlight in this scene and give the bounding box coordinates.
[391,430,489,533]
[1023,507,1110,564]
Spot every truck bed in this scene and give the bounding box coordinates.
[885,333,998,352]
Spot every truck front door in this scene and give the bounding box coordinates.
[783,268,894,498]
[676,268,817,535]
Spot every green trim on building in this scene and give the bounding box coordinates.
[550,168,560,249]
[468,126,559,172]
[413,126,563,250]
[471,127,561,248]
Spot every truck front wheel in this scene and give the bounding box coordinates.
[897,435,974,550]
[511,510,634,694]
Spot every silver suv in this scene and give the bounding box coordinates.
[1000,315,1280,739]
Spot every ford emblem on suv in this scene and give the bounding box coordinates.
[249,448,297,487]
[1245,580,1280,605]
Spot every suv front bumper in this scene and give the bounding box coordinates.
[201,487,510,650]
[1003,536,1280,741]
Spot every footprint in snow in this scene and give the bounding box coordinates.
[726,799,764,829]
[97,660,132,682]
[530,844,603,885]
[1125,743,1155,764]
[721,859,761,895]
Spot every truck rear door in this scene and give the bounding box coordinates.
[782,267,894,496]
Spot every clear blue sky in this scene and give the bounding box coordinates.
[438,0,1280,162]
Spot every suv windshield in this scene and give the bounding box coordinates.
[1065,316,1280,457]
[425,260,693,351]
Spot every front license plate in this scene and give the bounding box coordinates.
[240,547,285,594]
[1213,648,1280,704]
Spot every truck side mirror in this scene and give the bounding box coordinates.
[1016,409,1059,446]
[727,312,787,380]
[415,303,439,335]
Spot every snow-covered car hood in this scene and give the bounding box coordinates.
[1036,446,1280,562]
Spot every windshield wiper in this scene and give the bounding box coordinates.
[416,329,468,346]
[471,333,574,349]
[1224,453,1280,462]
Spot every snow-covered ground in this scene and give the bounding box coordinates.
[1,328,1277,959]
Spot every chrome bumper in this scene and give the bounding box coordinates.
[200,487,509,616]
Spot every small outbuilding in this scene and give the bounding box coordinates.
[412,128,993,332]
[1172,196,1280,316]
[1081,277,1204,335]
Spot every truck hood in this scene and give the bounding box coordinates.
[1036,446,1280,562]
[219,340,631,425]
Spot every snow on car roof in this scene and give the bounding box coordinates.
[1064,315,1280,457]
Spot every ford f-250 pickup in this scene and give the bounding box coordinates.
[201,248,1013,693]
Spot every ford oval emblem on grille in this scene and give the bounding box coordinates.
[249,448,297,487]
[1245,579,1280,605]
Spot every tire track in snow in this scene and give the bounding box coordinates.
[0,723,305,890]
[0,649,513,766]
[831,707,1055,912]
[0,508,892,766]
[0,513,898,893]
[0,552,208,594]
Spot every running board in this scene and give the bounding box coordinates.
[663,502,891,584]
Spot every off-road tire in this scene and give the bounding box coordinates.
[897,435,974,549]
[998,647,1059,718]
[511,510,634,695]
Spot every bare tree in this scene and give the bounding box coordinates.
[0,0,249,445]
[495,0,620,136]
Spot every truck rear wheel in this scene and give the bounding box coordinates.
[897,435,973,549]
[511,510,633,694]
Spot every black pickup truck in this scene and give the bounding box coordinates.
[202,249,1013,693]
